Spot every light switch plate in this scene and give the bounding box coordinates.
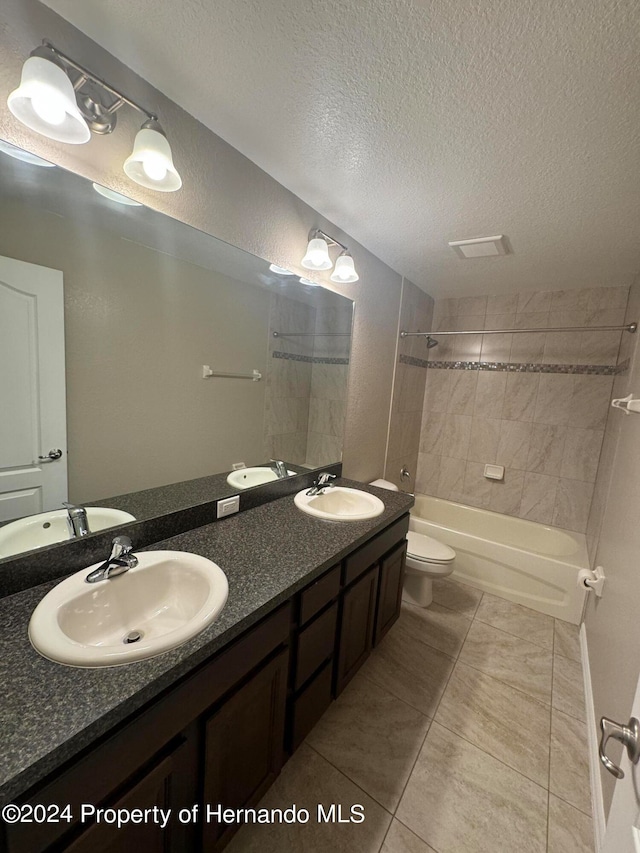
[217,495,240,518]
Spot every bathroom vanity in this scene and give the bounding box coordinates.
[0,481,412,853]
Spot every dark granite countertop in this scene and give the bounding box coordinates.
[0,479,412,805]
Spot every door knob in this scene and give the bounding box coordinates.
[599,716,640,779]
[38,449,63,462]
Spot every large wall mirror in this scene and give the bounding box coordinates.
[0,140,353,560]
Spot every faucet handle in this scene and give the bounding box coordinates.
[317,472,336,485]
[110,536,135,561]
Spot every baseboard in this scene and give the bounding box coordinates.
[581,622,606,851]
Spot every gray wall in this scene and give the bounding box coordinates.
[0,0,402,483]
[0,203,271,502]
[584,280,640,811]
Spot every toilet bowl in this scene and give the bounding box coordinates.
[369,478,456,607]
[403,530,456,607]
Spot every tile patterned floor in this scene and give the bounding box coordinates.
[228,578,594,853]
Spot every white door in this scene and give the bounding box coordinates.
[0,255,67,521]
[602,676,640,853]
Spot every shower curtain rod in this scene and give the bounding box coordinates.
[400,322,637,338]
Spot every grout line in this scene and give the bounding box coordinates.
[304,742,395,819]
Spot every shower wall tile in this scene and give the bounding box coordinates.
[474,371,507,418]
[385,280,433,487]
[560,429,604,483]
[415,284,626,533]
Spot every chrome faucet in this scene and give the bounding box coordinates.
[306,473,337,496]
[63,502,90,538]
[86,536,138,583]
[270,459,290,479]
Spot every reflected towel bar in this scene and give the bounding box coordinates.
[202,365,262,381]
[272,331,351,337]
[400,322,637,338]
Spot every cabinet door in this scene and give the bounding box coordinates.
[203,648,289,850]
[335,565,379,696]
[63,739,194,853]
[374,541,407,646]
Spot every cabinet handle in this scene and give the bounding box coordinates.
[599,716,640,779]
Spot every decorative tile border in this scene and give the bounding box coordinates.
[421,359,620,375]
[615,357,630,374]
[399,354,431,369]
[273,350,349,365]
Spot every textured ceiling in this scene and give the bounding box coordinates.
[41,0,640,297]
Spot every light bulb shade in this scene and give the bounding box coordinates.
[301,236,332,270]
[92,183,143,206]
[123,125,182,192]
[7,56,91,144]
[330,252,359,283]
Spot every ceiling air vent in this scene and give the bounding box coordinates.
[448,235,509,258]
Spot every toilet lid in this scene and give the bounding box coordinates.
[406,531,455,563]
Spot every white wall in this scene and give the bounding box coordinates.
[583,281,640,812]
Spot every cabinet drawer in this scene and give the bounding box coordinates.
[299,564,341,626]
[295,603,338,690]
[290,661,333,751]
[343,515,410,586]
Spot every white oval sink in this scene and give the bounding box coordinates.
[29,550,228,667]
[294,487,385,522]
[0,507,136,558]
[226,466,296,490]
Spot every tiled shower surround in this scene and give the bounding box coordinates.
[263,291,351,467]
[406,285,630,534]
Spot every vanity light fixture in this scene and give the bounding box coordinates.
[0,139,56,167]
[92,183,143,206]
[330,250,359,283]
[7,41,182,192]
[301,229,359,282]
[298,277,321,286]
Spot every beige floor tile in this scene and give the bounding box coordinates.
[554,620,581,662]
[458,621,553,704]
[431,577,483,617]
[382,820,438,852]
[396,723,548,853]
[397,600,472,658]
[435,661,551,786]
[226,744,391,853]
[475,592,554,650]
[306,674,431,811]
[553,654,586,721]
[548,794,595,853]
[550,708,591,815]
[361,623,455,717]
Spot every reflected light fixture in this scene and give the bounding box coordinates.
[268,264,296,275]
[7,41,182,192]
[301,228,359,282]
[299,277,321,286]
[92,183,143,206]
[0,139,56,167]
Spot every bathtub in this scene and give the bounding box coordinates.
[411,494,589,624]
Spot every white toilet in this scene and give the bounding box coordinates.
[370,479,456,608]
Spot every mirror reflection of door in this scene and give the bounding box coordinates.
[0,255,67,521]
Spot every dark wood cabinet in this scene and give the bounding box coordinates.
[203,649,289,851]
[335,565,379,695]
[374,541,407,645]
[64,741,194,853]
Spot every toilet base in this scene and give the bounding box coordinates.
[402,574,433,608]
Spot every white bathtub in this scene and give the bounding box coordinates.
[411,494,589,624]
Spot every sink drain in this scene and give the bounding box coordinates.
[124,630,143,644]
